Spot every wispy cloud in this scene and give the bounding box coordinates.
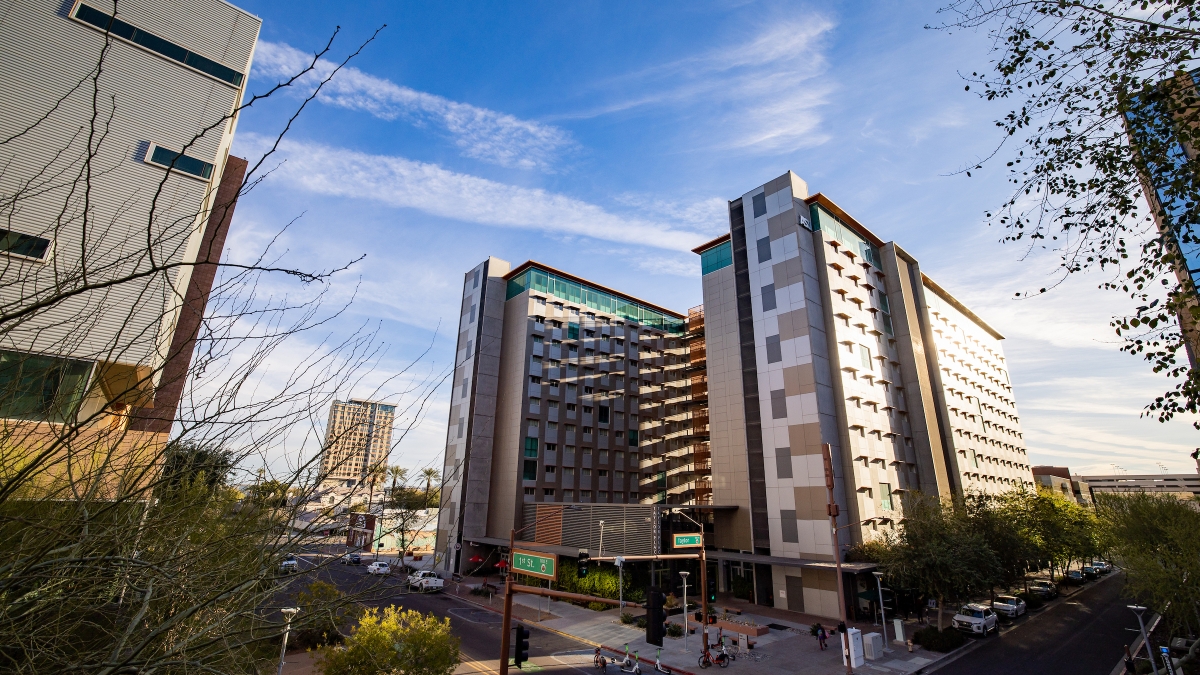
[252,41,573,172]
[568,18,836,153]
[237,135,714,251]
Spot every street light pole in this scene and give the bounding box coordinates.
[680,571,690,653]
[1130,605,1160,675]
[822,444,853,675]
[873,571,889,650]
[599,520,605,559]
[277,607,300,675]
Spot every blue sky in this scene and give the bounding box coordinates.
[227,0,1198,477]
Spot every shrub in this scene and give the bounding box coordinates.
[1017,591,1043,611]
[666,623,684,638]
[635,617,648,629]
[620,613,635,625]
[587,602,610,611]
[469,586,492,598]
[317,606,460,675]
[911,626,966,653]
[290,581,362,649]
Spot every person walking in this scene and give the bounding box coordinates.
[817,624,828,651]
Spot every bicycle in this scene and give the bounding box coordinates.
[697,645,729,669]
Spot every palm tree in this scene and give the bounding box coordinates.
[389,465,409,494]
[421,468,441,508]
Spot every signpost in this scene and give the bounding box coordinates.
[673,533,703,549]
[511,549,557,581]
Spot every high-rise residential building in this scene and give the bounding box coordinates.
[695,171,1034,615]
[0,0,259,463]
[435,258,711,573]
[320,399,397,487]
[1123,68,1200,366]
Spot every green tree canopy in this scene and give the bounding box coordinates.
[317,606,460,675]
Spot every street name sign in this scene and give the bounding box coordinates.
[673,533,703,549]
[512,549,557,580]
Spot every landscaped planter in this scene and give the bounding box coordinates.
[715,619,769,637]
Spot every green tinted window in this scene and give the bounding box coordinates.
[73,4,245,87]
[0,229,51,260]
[810,204,881,269]
[701,241,733,275]
[0,350,93,423]
[523,460,538,481]
[505,266,685,332]
[149,145,213,180]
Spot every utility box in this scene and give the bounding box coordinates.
[864,632,884,660]
[843,628,864,667]
[894,618,906,644]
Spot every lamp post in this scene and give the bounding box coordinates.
[680,571,690,652]
[670,508,711,654]
[277,607,300,675]
[1129,605,1159,675]
[499,505,582,675]
[599,520,605,559]
[873,571,889,650]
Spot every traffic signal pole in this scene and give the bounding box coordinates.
[499,527,515,675]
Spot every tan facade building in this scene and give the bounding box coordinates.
[320,399,397,487]
[695,171,1034,616]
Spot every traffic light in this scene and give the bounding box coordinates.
[514,625,530,667]
[577,550,590,578]
[707,578,716,604]
[645,586,665,646]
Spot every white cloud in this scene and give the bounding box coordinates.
[252,41,573,172]
[572,18,836,153]
[235,134,715,251]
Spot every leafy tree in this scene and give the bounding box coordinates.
[939,0,1200,428]
[876,492,1002,629]
[317,606,460,675]
[964,492,1040,598]
[1026,488,1100,579]
[291,581,364,649]
[158,441,234,495]
[1098,492,1200,667]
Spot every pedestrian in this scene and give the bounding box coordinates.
[817,625,828,651]
[1124,645,1137,675]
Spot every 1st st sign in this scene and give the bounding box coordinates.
[511,549,557,580]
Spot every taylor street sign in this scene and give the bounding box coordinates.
[673,533,703,549]
[512,549,557,580]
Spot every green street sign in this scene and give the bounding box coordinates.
[673,533,703,549]
[512,549,557,580]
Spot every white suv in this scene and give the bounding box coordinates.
[366,561,391,575]
[992,595,1027,618]
[953,603,998,636]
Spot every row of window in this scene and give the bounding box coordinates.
[524,487,641,502]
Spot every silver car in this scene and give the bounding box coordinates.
[992,595,1027,618]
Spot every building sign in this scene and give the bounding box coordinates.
[511,549,556,580]
[673,533,702,549]
[346,513,376,550]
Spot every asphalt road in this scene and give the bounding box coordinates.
[295,553,596,674]
[935,572,1139,675]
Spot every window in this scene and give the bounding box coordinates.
[72,3,245,86]
[563,467,575,478]
[598,470,609,477]
[757,236,772,264]
[880,484,893,511]
[752,192,767,218]
[527,419,540,433]
[569,345,579,356]
[585,330,595,338]
[568,323,580,340]
[583,426,593,435]
[0,350,92,423]
[532,335,544,344]
[761,284,777,312]
[565,424,576,433]
[583,405,593,414]
[775,447,792,479]
[543,488,555,498]
[765,335,783,364]
[529,376,541,384]
[0,229,51,261]
[473,269,481,288]
[146,144,214,180]
[599,450,609,463]
[770,389,787,419]
[545,465,557,475]
[524,437,539,456]
[567,403,577,412]
[523,460,538,481]
[780,510,799,543]
[457,417,464,438]
[563,489,575,501]
[598,405,610,424]
[860,345,872,371]
[584,386,594,394]
[461,377,470,398]
[628,429,639,446]
[582,468,592,477]
[701,241,733,275]
[529,396,541,410]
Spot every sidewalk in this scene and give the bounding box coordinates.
[502,590,943,675]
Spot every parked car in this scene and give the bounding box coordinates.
[340,553,362,565]
[280,554,298,574]
[1065,570,1085,585]
[1082,566,1099,581]
[1091,561,1112,574]
[953,603,998,636]
[367,561,391,576]
[1029,579,1058,599]
[407,570,444,593]
[992,595,1027,618]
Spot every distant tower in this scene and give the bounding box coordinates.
[320,399,396,487]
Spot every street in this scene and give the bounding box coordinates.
[298,553,597,674]
[935,572,1139,675]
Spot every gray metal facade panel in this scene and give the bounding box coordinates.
[0,0,251,366]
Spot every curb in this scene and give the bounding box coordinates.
[449,590,699,675]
